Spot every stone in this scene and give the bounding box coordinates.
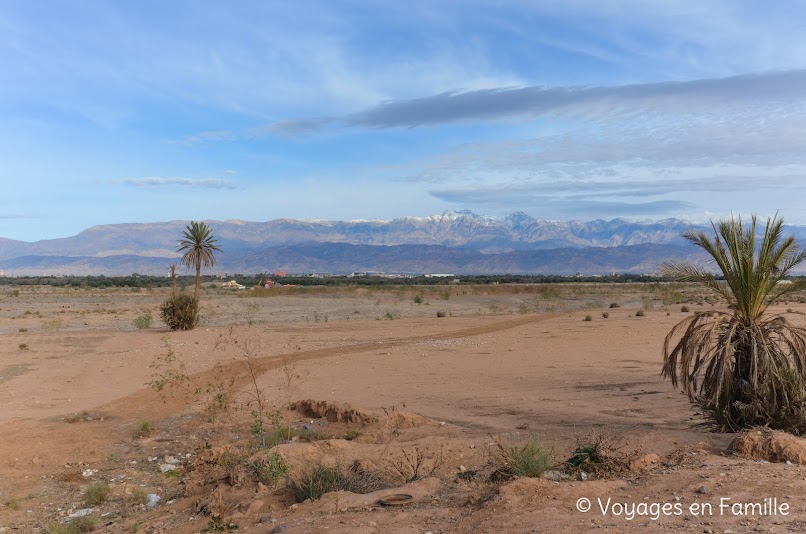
[146,494,161,509]
[68,508,94,518]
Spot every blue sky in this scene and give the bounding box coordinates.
[3,1,806,241]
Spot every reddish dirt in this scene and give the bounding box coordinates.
[2,284,806,533]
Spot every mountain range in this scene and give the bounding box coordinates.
[2,211,801,276]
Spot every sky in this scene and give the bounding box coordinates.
[2,0,806,242]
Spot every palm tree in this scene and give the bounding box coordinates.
[177,221,222,302]
[663,214,806,433]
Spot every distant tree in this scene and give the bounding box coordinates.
[177,221,222,302]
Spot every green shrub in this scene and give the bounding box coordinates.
[602,312,609,319]
[584,315,592,321]
[492,438,552,478]
[160,295,198,331]
[609,303,621,308]
[247,452,290,488]
[134,420,153,439]
[133,310,153,330]
[292,463,343,502]
[436,310,447,318]
[344,430,361,441]
[680,305,690,312]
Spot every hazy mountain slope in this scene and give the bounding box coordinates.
[0,243,707,276]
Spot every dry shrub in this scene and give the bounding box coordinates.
[160,294,198,331]
[566,432,632,478]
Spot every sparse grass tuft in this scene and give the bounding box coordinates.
[680,305,690,312]
[584,315,592,321]
[609,303,621,308]
[127,487,150,507]
[18,343,29,351]
[436,310,447,318]
[602,312,609,319]
[84,481,110,506]
[635,309,646,317]
[133,420,153,439]
[489,437,552,479]
[133,310,154,330]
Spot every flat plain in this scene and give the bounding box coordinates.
[2,283,806,533]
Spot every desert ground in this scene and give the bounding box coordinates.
[2,282,806,533]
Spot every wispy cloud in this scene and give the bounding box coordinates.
[168,130,236,146]
[0,213,38,219]
[123,177,238,189]
[348,69,806,129]
[222,68,806,139]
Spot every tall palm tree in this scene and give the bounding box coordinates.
[177,221,222,302]
[663,214,806,432]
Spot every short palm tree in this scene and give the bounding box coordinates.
[177,221,222,302]
[663,214,806,433]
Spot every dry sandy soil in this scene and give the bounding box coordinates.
[2,283,806,533]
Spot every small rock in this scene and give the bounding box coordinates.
[146,494,161,509]
[696,485,710,494]
[68,508,94,518]
[163,455,180,465]
[159,463,177,473]
[271,525,288,534]
[542,470,572,481]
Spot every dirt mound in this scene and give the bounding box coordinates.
[384,411,438,429]
[306,477,443,513]
[291,399,378,425]
[730,429,806,464]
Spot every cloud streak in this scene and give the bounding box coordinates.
[264,69,806,134]
[123,177,238,189]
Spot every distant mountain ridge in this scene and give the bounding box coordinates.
[0,211,706,258]
[1,211,803,276]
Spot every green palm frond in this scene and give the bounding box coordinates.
[176,221,222,301]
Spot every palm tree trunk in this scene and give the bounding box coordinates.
[195,263,201,301]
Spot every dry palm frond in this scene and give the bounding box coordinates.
[662,214,806,433]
